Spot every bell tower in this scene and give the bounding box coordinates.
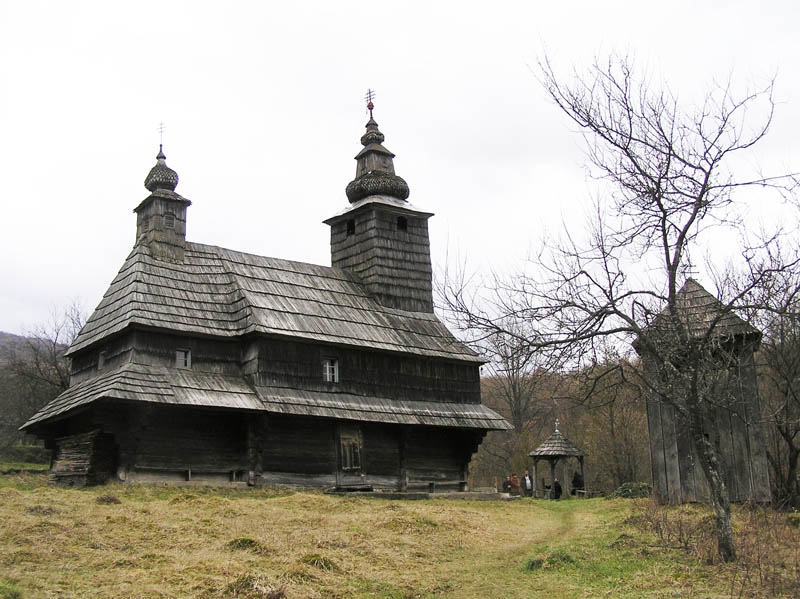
[133,146,191,262]
[325,100,434,313]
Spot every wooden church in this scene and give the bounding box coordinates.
[21,104,510,489]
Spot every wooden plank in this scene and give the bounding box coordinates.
[646,396,669,503]
[660,401,683,504]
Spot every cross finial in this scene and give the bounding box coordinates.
[364,89,376,118]
[554,418,560,432]
[158,121,166,146]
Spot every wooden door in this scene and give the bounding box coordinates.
[335,423,365,488]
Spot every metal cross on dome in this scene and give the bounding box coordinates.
[158,121,166,145]
[364,89,376,118]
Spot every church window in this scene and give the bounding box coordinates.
[346,219,356,236]
[98,350,107,370]
[396,216,408,231]
[164,213,175,230]
[176,348,192,369]
[322,357,339,383]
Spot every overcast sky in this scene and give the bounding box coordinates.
[1,1,798,335]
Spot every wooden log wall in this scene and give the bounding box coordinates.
[254,338,480,404]
[90,402,247,483]
[41,405,487,490]
[261,414,337,476]
[49,430,117,487]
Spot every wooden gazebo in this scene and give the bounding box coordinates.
[529,420,585,498]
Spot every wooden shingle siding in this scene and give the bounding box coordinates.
[254,338,480,404]
[330,207,434,313]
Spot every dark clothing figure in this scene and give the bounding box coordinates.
[501,477,512,493]
[553,479,562,500]
[510,473,521,495]
[522,472,533,497]
[571,471,584,495]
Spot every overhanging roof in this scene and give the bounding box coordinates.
[21,363,509,431]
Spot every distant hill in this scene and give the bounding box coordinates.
[0,331,68,366]
[0,330,69,449]
[0,331,32,366]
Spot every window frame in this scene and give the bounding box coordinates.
[176,348,192,369]
[322,357,339,383]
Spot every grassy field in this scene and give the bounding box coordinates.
[0,473,797,599]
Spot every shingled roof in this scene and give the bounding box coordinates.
[643,278,761,343]
[529,424,584,458]
[67,242,481,362]
[22,363,509,431]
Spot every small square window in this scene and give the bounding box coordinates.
[346,219,356,236]
[322,358,339,383]
[176,348,192,369]
[396,216,408,231]
[98,350,107,369]
[164,213,175,230]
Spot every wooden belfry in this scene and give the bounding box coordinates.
[637,279,770,504]
[529,420,585,498]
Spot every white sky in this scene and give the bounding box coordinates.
[1,0,798,335]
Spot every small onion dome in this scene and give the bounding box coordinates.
[346,116,410,203]
[360,117,385,146]
[144,145,179,192]
[346,172,409,202]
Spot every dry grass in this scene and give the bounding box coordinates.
[0,473,797,599]
[628,500,800,598]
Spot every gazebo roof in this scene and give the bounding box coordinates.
[529,422,584,458]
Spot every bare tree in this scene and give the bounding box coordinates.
[461,321,562,486]
[567,357,650,493]
[0,301,85,449]
[753,269,800,509]
[442,56,797,561]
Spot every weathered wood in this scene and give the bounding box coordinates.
[329,203,434,313]
[640,280,770,504]
[50,430,117,487]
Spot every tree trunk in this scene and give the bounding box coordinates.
[690,414,737,561]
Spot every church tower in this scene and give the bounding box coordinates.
[325,101,434,313]
[133,146,191,262]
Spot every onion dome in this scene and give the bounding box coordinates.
[144,145,179,192]
[346,111,409,203]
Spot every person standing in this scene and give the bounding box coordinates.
[522,470,533,497]
[553,478,562,500]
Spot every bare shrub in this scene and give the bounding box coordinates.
[629,500,800,597]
